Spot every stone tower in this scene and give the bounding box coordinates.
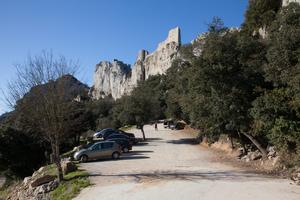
[158,27,181,50]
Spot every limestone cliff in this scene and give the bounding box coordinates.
[91,27,181,100]
[282,0,300,6]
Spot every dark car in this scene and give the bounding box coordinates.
[105,134,134,145]
[116,130,138,144]
[107,138,132,153]
[163,119,174,128]
[93,128,117,138]
[170,121,186,130]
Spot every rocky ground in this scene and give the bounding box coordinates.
[74,124,300,200]
[0,176,5,188]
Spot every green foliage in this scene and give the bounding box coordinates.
[264,3,300,87]
[242,0,282,34]
[250,3,300,161]
[87,97,116,130]
[207,16,227,33]
[0,127,46,177]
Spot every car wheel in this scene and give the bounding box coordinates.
[80,155,88,163]
[112,152,120,159]
[123,147,129,153]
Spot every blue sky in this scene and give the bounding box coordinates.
[0,0,248,113]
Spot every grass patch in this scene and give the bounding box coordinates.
[43,164,57,176]
[50,169,90,200]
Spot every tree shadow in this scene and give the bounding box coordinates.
[89,171,275,182]
[120,156,150,160]
[145,138,163,141]
[166,138,200,145]
[134,142,149,146]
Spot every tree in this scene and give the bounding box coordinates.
[117,76,164,140]
[242,0,282,35]
[7,51,82,182]
[251,3,300,160]
[207,16,227,33]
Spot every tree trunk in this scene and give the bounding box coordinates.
[229,134,234,149]
[51,142,63,182]
[241,131,267,158]
[237,131,247,154]
[140,125,146,141]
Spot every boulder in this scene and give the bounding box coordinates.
[31,175,56,188]
[267,146,277,158]
[248,151,262,161]
[62,161,77,175]
[291,168,300,185]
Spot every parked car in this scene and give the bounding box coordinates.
[116,130,138,144]
[107,138,132,153]
[170,121,186,130]
[105,134,134,145]
[73,141,121,162]
[93,128,116,138]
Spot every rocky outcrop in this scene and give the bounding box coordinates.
[7,167,59,200]
[282,0,300,6]
[90,60,131,99]
[91,27,181,100]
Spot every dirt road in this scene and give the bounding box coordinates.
[74,124,300,200]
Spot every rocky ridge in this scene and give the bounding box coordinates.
[90,27,181,100]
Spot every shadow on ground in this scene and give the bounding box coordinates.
[166,138,200,145]
[89,171,275,182]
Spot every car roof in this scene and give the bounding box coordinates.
[94,141,115,145]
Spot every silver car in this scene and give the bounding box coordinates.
[74,141,121,162]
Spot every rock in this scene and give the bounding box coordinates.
[23,176,32,185]
[62,161,77,175]
[37,167,45,173]
[249,151,262,161]
[291,170,300,185]
[282,0,300,7]
[31,175,56,188]
[267,146,277,158]
[46,179,59,192]
[91,27,181,100]
[241,155,251,162]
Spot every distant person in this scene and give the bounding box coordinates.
[155,122,158,131]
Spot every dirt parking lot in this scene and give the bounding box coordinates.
[74,124,300,200]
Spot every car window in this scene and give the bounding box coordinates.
[101,142,113,149]
[91,143,101,151]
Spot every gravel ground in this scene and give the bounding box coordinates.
[74,124,300,200]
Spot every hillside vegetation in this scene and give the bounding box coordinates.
[0,0,299,184]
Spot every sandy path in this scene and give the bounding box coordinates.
[74,124,300,200]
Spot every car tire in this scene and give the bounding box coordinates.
[112,152,120,159]
[123,147,129,153]
[80,155,88,163]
